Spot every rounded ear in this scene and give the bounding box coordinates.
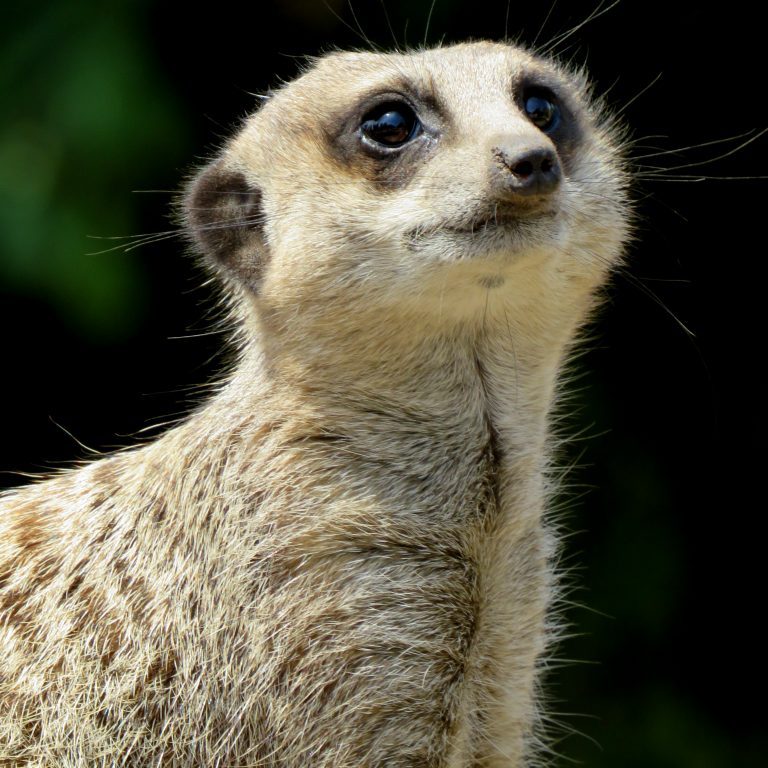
[184,160,268,292]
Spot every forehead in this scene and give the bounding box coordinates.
[272,42,570,121]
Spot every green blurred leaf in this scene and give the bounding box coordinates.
[0,2,189,340]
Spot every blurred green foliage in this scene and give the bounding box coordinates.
[0,1,186,339]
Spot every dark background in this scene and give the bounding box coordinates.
[1,1,763,765]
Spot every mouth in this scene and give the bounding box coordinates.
[447,202,558,235]
[407,205,557,244]
[405,197,562,261]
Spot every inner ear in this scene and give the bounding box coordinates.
[185,161,268,292]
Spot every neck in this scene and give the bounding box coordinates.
[226,268,595,459]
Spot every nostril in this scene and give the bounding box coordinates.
[511,159,534,178]
[492,145,562,197]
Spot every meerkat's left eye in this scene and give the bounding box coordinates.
[360,102,422,147]
[522,90,560,132]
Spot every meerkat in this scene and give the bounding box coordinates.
[0,41,630,766]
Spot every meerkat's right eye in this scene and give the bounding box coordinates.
[522,88,560,133]
[360,102,422,147]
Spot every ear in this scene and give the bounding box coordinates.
[184,160,268,292]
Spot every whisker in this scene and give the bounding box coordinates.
[537,0,621,58]
[635,174,768,182]
[632,127,767,169]
[85,230,184,255]
[377,0,400,51]
[422,0,437,47]
[616,71,663,115]
[531,0,560,50]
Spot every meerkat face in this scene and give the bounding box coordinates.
[186,42,629,321]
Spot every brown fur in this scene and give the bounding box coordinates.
[0,42,630,766]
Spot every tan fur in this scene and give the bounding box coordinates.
[0,42,630,766]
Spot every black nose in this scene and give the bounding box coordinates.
[494,147,562,198]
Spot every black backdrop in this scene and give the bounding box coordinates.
[1,2,763,765]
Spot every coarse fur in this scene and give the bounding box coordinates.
[0,42,630,766]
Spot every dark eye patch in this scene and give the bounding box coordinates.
[515,75,583,172]
[327,87,442,191]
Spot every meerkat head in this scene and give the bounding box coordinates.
[185,42,630,329]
